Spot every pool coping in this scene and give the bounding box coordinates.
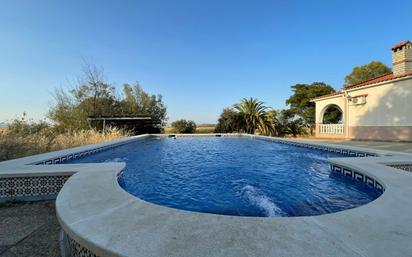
[2,134,412,256]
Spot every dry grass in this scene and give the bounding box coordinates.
[195,126,215,134]
[164,125,216,134]
[0,127,128,162]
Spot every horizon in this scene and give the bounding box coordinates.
[1,0,411,124]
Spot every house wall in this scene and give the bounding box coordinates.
[315,78,412,141]
[346,79,412,141]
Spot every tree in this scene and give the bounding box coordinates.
[215,99,277,136]
[322,105,343,124]
[49,63,167,132]
[49,64,117,131]
[344,61,391,87]
[285,82,335,135]
[214,108,245,133]
[171,120,197,133]
[272,109,292,137]
[48,87,90,131]
[234,98,275,135]
[120,83,167,126]
[260,109,277,136]
[72,63,116,117]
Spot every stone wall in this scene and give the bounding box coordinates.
[392,43,412,75]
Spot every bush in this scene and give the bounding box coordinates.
[285,118,306,137]
[171,120,196,133]
[214,108,245,133]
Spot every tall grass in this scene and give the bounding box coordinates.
[164,125,216,134]
[0,122,128,162]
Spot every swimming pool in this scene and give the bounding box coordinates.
[64,136,381,217]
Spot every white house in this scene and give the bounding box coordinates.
[313,41,412,141]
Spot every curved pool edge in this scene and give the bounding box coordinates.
[55,135,412,257]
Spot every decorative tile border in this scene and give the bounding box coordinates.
[331,164,384,193]
[387,164,412,172]
[32,140,138,165]
[253,136,378,157]
[0,175,71,199]
[34,147,105,165]
[67,235,98,257]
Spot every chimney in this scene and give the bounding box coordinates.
[392,40,412,75]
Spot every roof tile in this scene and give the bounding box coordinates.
[344,71,412,90]
[312,91,343,100]
[392,41,412,50]
[313,70,412,101]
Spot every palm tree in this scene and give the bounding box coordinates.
[286,118,306,137]
[261,109,277,136]
[234,98,275,136]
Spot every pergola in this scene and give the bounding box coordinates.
[87,115,162,134]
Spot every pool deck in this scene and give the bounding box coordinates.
[0,201,60,257]
[2,134,412,257]
[300,138,412,153]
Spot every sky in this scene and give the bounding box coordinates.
[0,0,411,125]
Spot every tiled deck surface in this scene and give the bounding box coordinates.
[0,201,60,257]
[300,139,412,153]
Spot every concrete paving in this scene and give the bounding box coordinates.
[300,138,412,153]
[0,201,60,257]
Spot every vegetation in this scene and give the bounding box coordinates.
[0,63,166,161]
[285,82,336,135]
[215,98,303,137]
[49,63,167,132]
[0,115,128,161]
[322,105,343,124]
[170,119,197,133]
[164,125,215,134]
[284,119,306,137]
[234,98,275,136]
[344,61,391,87]
[195,125,216,134]
[215,99,277,136]
[214,108,245,133]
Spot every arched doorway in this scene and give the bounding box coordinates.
[322,105,343,124]
[319,104,344,135]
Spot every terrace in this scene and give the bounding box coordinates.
[1,135,412,257]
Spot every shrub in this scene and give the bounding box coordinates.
[285,118,306,137]
[171,120,196,133]
[214,108,245,133]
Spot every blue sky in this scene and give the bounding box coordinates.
[0,0,411,124]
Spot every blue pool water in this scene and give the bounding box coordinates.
[66,137,381,217]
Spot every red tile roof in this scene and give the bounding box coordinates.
[312,91,343,100]
[392,41,412,50]
[344,70,412,90]
[313,70,412,101]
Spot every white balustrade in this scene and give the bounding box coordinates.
[319,124,344,134]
